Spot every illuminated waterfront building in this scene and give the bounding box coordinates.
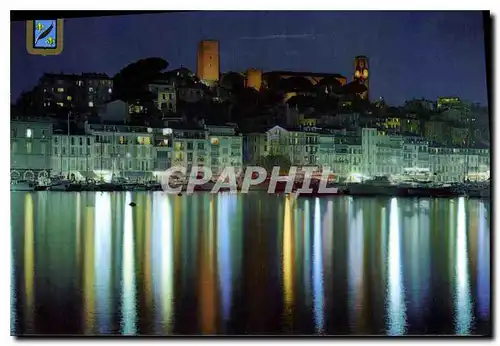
[10,118,54,181]
[206,124,243,175]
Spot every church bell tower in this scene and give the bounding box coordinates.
[354,56,369,100]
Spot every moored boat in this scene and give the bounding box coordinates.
[11,180,36,192]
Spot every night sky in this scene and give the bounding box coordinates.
[11,11,488,106]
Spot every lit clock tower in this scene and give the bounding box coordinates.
[354,56,369,100]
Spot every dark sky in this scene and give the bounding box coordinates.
[11,11,488,105]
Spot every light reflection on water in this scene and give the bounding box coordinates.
[10,192,491,336]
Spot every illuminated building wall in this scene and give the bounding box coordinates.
[10,120,54,179]
[437,97,461,110]
[262,71,347,88]
[354,56,369,100]
[246,68,262,91]
[197,40,220,86]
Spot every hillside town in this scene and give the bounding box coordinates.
[11,40,490,189]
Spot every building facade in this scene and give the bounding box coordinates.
[11,119,54,180]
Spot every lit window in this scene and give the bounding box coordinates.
[57,102,64,107]
[108,88,112,94]
[162,128,172,135]
[211,138,219,145]
[57,87,64,92]
[67,96,72,101]
[89,102,94,107]
[163,139,169,145]
[26,128,32,138]
[89,87,94,92]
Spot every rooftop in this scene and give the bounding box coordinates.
[263,70,346,79]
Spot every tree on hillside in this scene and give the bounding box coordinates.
[220,72,245,92]
[112,57,169,103]
[281,76,313,93]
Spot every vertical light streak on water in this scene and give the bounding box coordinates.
[283,196,294,327]
[76,193,81,269]
[200,198,217,334]
[417,201,431,322]
[387,198,407,335]
[477,201,490,320]
[303,200,311,307]
[380,207,387,283]
[448,200,456,285]
[455,197,473,335]
[23,194,34,333]
[83,205,95,334]
[312,198,324,333]
[160,195,174,333]
[409,209,421,318]
[323,201,334,283]
[121,192,137,335]
[348,202,364,332]
[217,195,232,323]
[143,195,153,314]
[94,193,112,333]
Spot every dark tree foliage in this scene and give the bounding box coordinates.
[281,76,314,93]
[112,57,169,103]
[220,72,245,92]
[337,81,368,95]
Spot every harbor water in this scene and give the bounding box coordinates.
[10,191,491,335]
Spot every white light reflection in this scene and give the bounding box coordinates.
[217,195,234,323]
[121,192,137,335]
[348,200,364,332]
[387,198,407,335]
[152,193,174,334]
[94,193,112,333]
[455,197,473,334]
[477,201,490,320]
[312,198,324,333]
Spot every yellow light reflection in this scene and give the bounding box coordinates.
[283,196,294,327]
[162,195,174,333]
[144,195,153,312]
[303,200,311,305]
[217,195,232,322]
[121,192,137,335]
[94,193,112,333]
[477,201,490,319]
[83,205,95,334]
[200,198,217,334]
[76,193,81,267]
[23,193,34,332]
[455,197,472,335]
[387,198,407,335]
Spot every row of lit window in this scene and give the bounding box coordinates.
[51,87,111,94]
